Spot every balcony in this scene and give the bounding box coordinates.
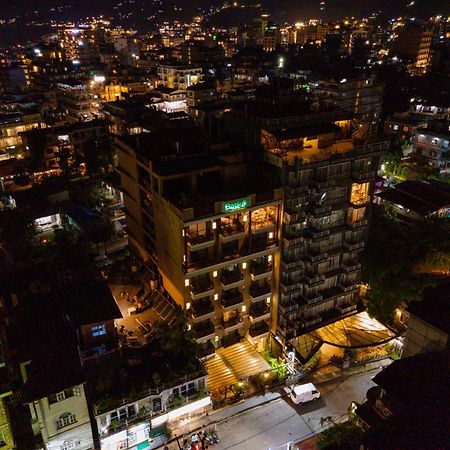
[336,303,358,314]
[285,185,309,196]
[249,282,272,302]
[248,321,270,338]
[221,291,244,310]
[221,269,244,289]
[302,292,323,305]
[251,218,275,235]
[308,228,330,240]
[302,315,322,328]
[312,178,336,189]
[220,223,245,242]
[353,171,376,182]
[250,261,272,281]
[281,234,303,248]
[283,210,305,224]
[220,315,244,332]
[193,322,216,342]
[249,305,271,322]
[278,299,299,314]
[281,259,304,272]
[191,301,215,322]
[190,278,215,300]
[342,262,361,272]
[350,195,370,207]
[310,205,332,217]
[347,219,368,229]
[187,233,215,251]
[306,249,328,262]
[344,241,365,252]
[303,273,325,286]
[338,281,359,293]
[280,282,302,294]
[197,342,216,359]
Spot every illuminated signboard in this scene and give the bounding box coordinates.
[222,197,250,213]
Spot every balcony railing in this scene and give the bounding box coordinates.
[308,228,330,240]
[353,171,376,181]
[350,195,370,207]
[285,185,309,196]
[251,218,275,233]
[344,241,365,251]
[309,205,332,216]
[337,303,358,314]
[250,305,270,321]
[303,273,325,286]
[283,210,305,224]
[220,223,245,239]
[251,262,272,278]
[221,270,244,286]
[193,322,215,340]
[347,219,368,229]
[249,321,270,338]
[187,233,214,249]
[249,282,272,301]
[221,315,244,330]
[221,291,244,309]
[190,278,214,298]
[303,292,323,305]
[278,299,299,314]
[191,301,215,321]
[342,262,361,272]
[281,259,304,271]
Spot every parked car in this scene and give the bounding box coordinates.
[290,382,320,404]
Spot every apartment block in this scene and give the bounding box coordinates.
[117,130,283,356]
[157,64,203,90]
[262,124,386,342]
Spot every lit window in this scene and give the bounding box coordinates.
[242,262,247,269]
[186,302,191,310]
[212,221,217,229]
[266,297,271,304]
[242,305,246,312]
[268,255,272,262]
[92,324,107,337]
[269,232,274,239]
[213,271,217,278]
[185,279,190,287]
[214,294,218,301]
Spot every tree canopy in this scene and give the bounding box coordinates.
[361,205,450,323]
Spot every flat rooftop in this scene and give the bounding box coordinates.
[269,139,355,165]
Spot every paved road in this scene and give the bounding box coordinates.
[211,368,381,450]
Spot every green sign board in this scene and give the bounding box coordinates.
[222,198,249,213]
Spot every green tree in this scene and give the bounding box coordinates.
[362,206,449,323]
[317,418,363,450]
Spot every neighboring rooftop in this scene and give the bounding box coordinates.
[376,180,450,217]
[406,281,450,334]
[66,275,122,327]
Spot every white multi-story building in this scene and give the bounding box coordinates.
[27,382,94,450]
[157,64,203,90]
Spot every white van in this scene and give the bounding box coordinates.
[290,382,321,404]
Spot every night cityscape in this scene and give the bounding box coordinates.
[0,0,449,449]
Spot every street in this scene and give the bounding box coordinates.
[208,368,381,450]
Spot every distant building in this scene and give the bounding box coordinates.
[401,282,450,358]
[157,64,203,90]
[376,180,450,221]
[21,119,109,171]
[412,121,450,171]
[392,23,432,75]
[355,351,450,450]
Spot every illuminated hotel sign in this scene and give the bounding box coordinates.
[222,197,250,212]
